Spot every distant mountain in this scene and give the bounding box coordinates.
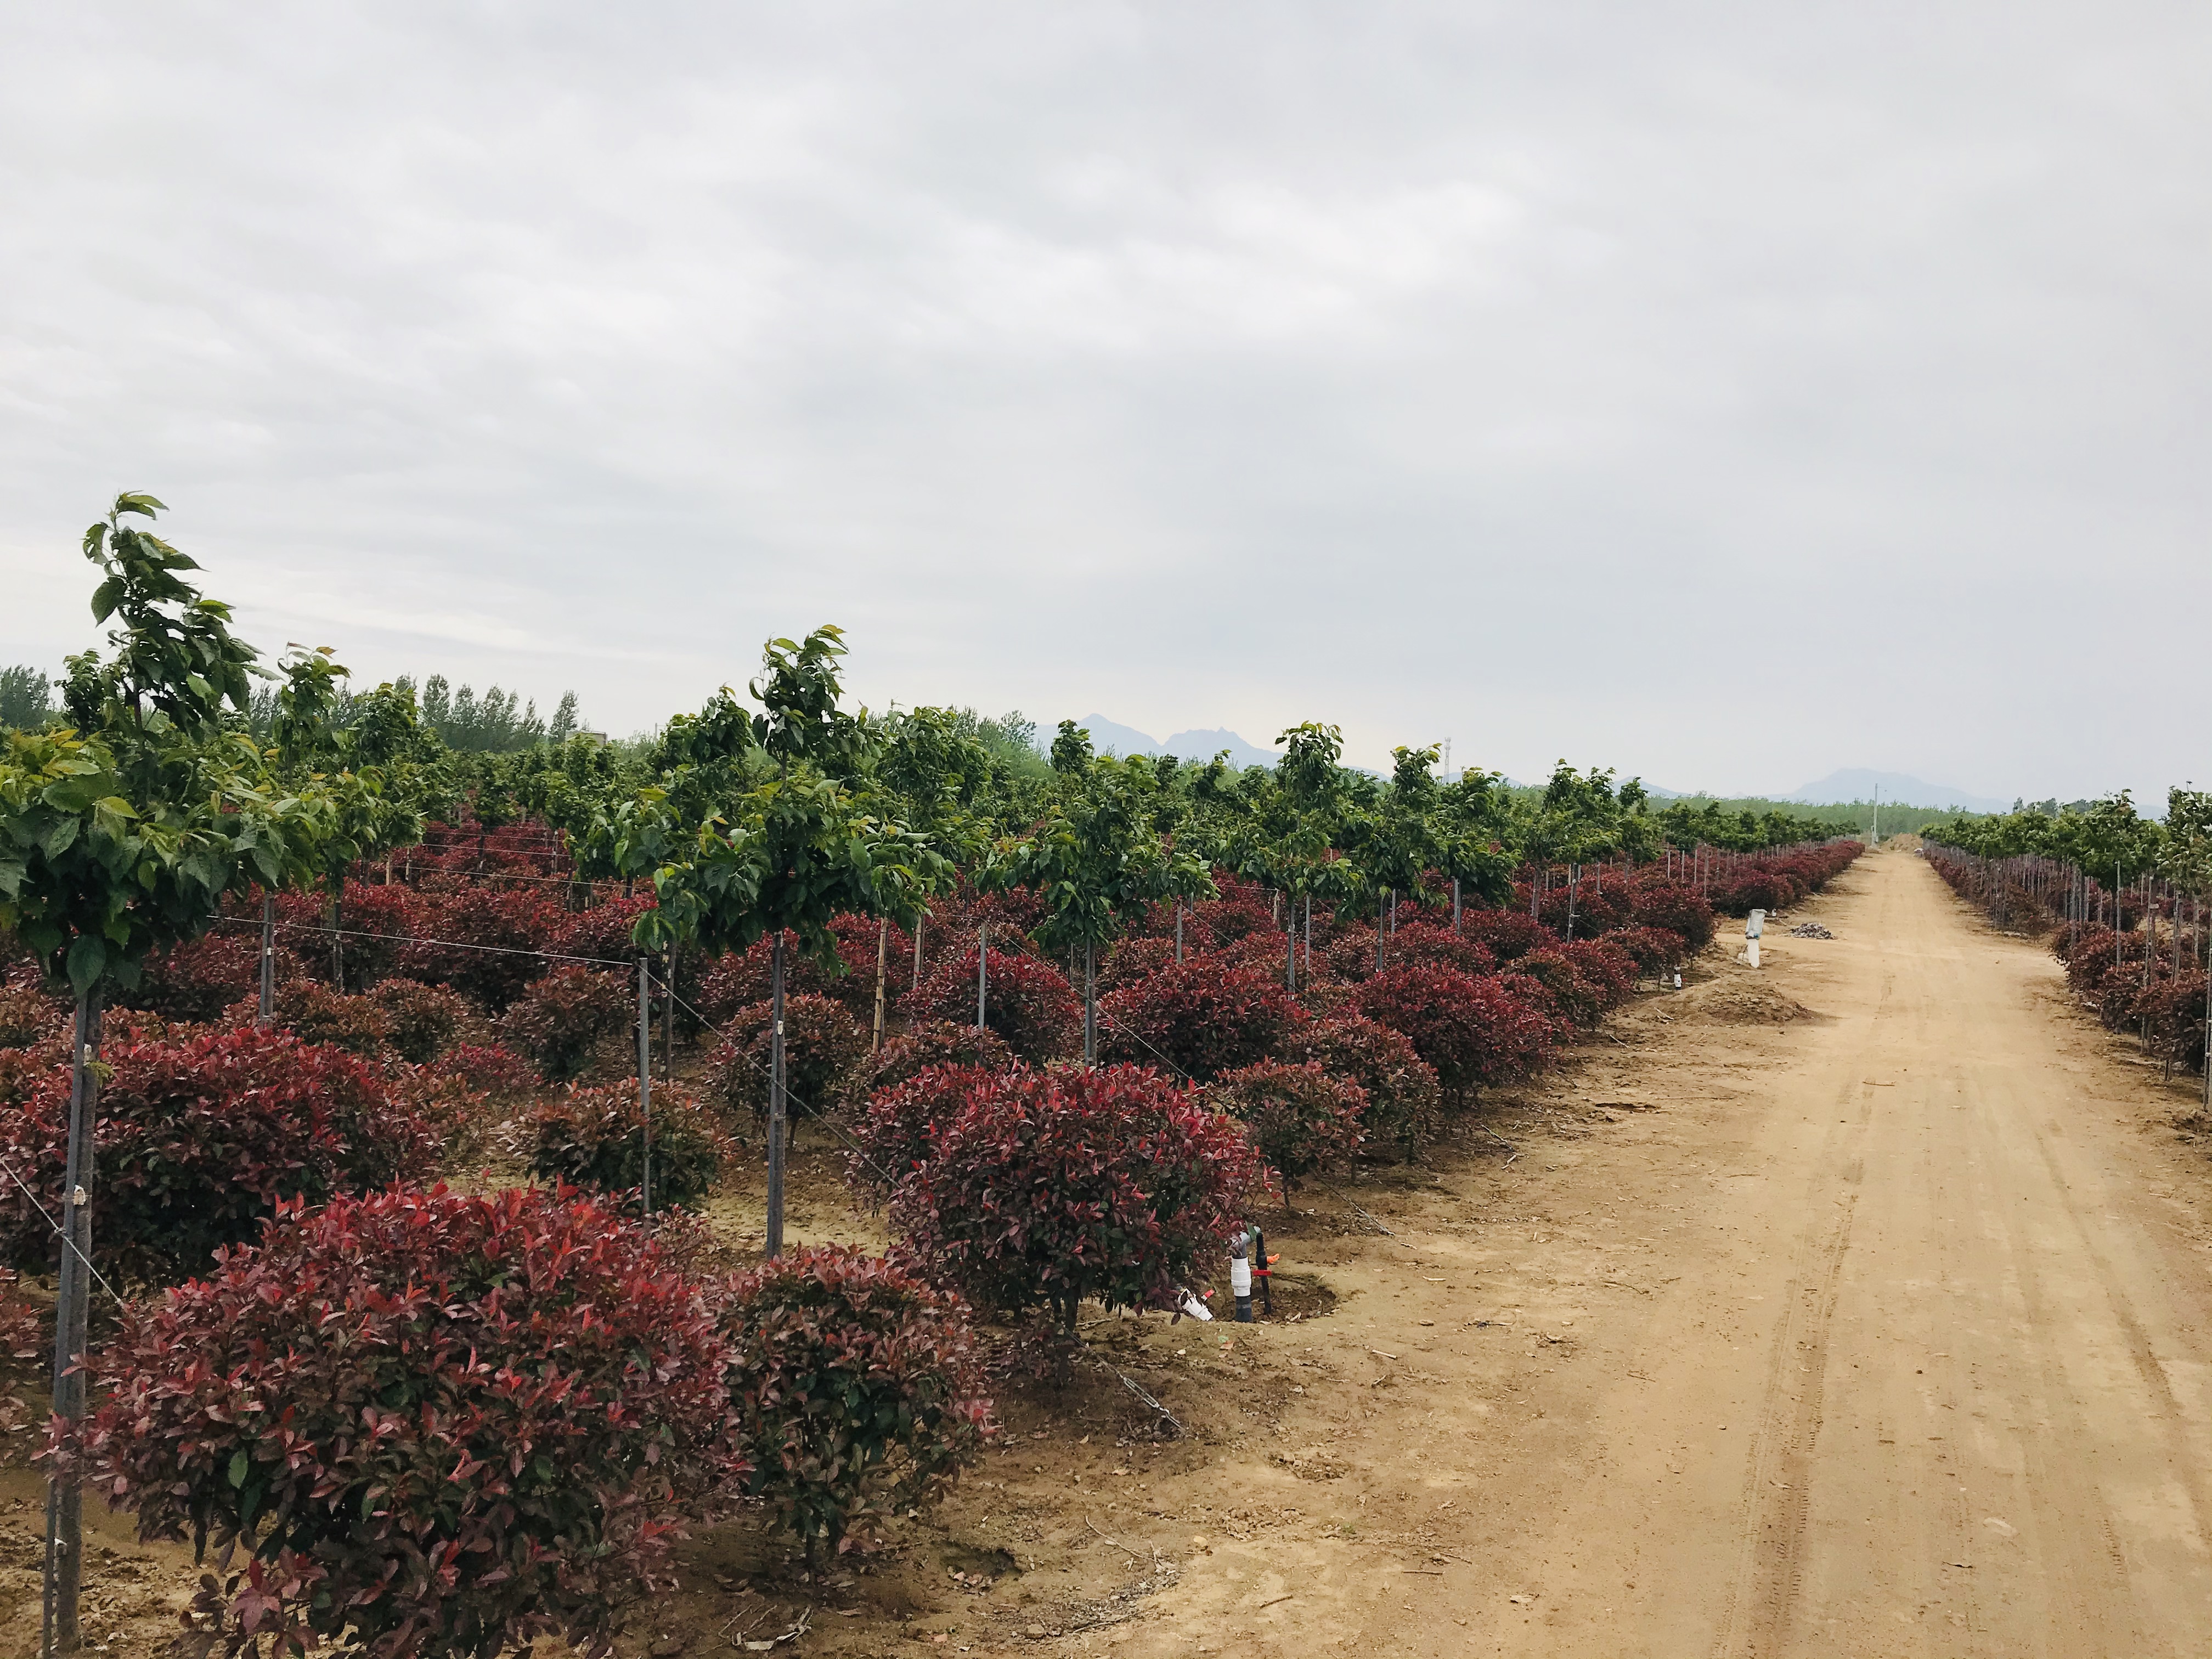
[1073,715,1281,771]
[1785,769,2011,814]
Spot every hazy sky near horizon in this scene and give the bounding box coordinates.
[3,4,2205,802]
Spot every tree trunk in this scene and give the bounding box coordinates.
[766,937,786,1258]
[636,958,653,1221]
[42,990,102,1659]
[1084,941,1097,1064]
[873,918,889,1053]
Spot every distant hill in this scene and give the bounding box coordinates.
[1784,769,2010,814]
[1075,715,1282,771]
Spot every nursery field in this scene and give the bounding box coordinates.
[12,848,2212,1658]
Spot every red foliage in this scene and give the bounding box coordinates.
[398,886,568,1011]
[1099,935,1179,992]
[849,1063,1001,1204]
[512,1084,735,1211]
[1623,881,1716,951]
[1188,883,1277,945]
[1209,1059,1365,1202]
[1458,908,1550,963]
[696,922,902,1024]
[1098,955,1302,1081]
[560,893,659,966]
[431,1042,541,1097]
[891,1064,1259,1330]
[119,930,301,1024]
[498,965,635,1081]
[367,977,476,1064]
[1510,947,1611,1028]
[901,948,1080,1063]
[1537,882,1629,940]
[708,994,873,1122]
[1602,924,1689,974]
[65,1186,737,1659]
[0,1026,437,1283]
[1282,1014,1443,1159]
[867,1022,1014,1096]
[718,1245,991,1557]
[1350,963,1554,1094]
[1375,921,1499,981]
[259,981,395,1059]
[0,969,66,1049]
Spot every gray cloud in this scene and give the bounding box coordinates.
[3,3,2207,802]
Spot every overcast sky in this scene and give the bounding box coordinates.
[3,4,2205,802]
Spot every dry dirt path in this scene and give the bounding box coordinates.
[1122,850,2212,1659]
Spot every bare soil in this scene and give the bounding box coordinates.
[13,848,2212,1658]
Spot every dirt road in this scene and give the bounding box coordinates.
[1124,850,2212,1658]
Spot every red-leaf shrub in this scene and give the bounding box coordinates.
[1624,881,1717,951]
[2126,968,2208,1074]
[65,1186,737,1659]
[1098,956,1302,1081]
[1602,924,1689,975]
[560,892,659,966]
[900,948,1079,1063]
[1537,882,1629,940]
[1099,935,1178,992]
[1282,1014,1443,1160]
[1351,964,1554,1094]
[867,1022,1013,1096]
[499,965,635,1081]
[0,1028,437,1283]
[368,977,476,1064]
[431,1042,542,1098]
[1188,884,1276,945]
[707,994,872,1124]
[1209,1059,1364,1203]
[1493,969,1569,1039]
[848,1063,998,1203]
[398,887,567,1011]
[312,879,419,986]
[117,929,285,1024]
[1557,939,1637,1006]
[1509,949,1606,1028]
[717,1245,992,1558]
[0,1265,41,1437]
[696,919,912,1024]
[892,1064,1258,1331]
[258,981,395,1059]
[1458,908,1550,963]
[0,970,64,1049]
[1375,921,1499,981]
[511,1082,735,1212]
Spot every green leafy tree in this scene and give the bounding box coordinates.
[0,665,53,731]
[638,628,950,1255]
[1,494,338,1654]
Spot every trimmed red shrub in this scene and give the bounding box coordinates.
[0,1026,436,1283]
[1209,1059,1364,1204]
[512,1083,735,1212]
[261,981,395,1059]
[1099,935,1178,991]
[64,1186,736,1659]
[1098,956,1302,1081]
[1375,921,1498,980]
[1603,924,1689,975]
[0,970,64,1049]
[1537,882,1629,940]
[0,1265,41,1436]
[697,927,894,1024]
[1188,884,1276,945]
[708,994,872,1124]
[718,1246,991,1558]
[900,948,1079,1063]
[867,1022,1013,1095]
[1459,909,1550,963]
[1625,881,1717,951]
[560,892,659,966]
[1511,948,1610,1028]
[499,965,634,1081]
[1351,964,1554,1094]
[398,887,567,1011]
[431,1042,541,1097]
[119,930,270,1024]
[368,977,476,1064]
[849,1063,998,1203]
[1283,1014,1443,1160]
[893,1064,1257,1331]
[314,879,420,986]
[1557,939,1637,1007]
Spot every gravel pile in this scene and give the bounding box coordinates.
[1787,922,1835,939]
